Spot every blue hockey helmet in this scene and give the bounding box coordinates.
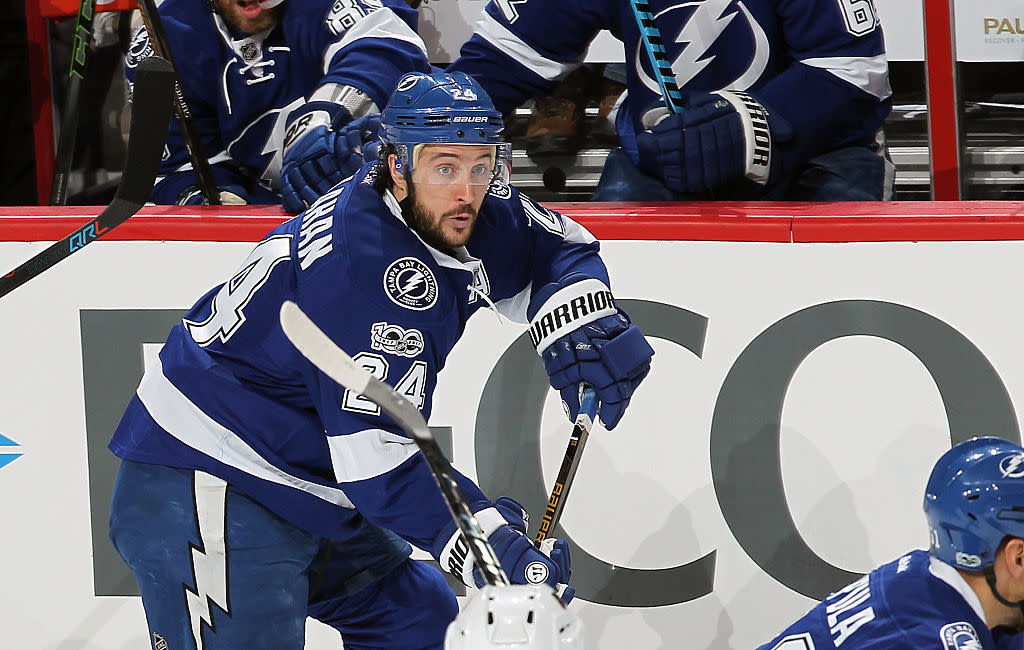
[924,436,1024,570]
[379,71,511,185]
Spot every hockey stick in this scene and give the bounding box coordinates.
[50,0,99,205]
[135,0,221,204]
[0,57,175,300]
[278,300,511,587]
[628,0,685,114]
[534,386,597,546]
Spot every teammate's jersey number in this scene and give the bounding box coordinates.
[342,352,427,414]
[185,235,292,346]
[836,0,878,36]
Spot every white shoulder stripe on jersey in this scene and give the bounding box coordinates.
[561,213,597,245]
[137,354,356,508]
[327,428,420,483]
[322,8,429,76]
[474,12,580,82]
[488,210,598,324]
[928,556,987,625]
[800,54,892,101]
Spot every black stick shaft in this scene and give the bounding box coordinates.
[135,0,221,204]
[50,0,98,205]
[535,386,597,545]
[1,57,176,300]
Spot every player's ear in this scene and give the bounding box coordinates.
[1004,538,1024,576]
[389,154,407,192]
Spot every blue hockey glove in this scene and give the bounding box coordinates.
[527,273,654,430]
[280,86,380,213]
[432,497,574,603]
[635,90,793,194]
[175,184,249,205]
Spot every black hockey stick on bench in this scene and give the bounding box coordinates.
[535,385,597,546]
[0,56,175,300]
[136,0,221,204]
[278,300,510,587]
[50,0,98,205]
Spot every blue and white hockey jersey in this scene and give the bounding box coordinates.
[757,550,1024,650]
[109,167,608,549]
[124,0,430,204]
[448,0,891,174]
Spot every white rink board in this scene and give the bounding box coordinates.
[3,238,1024,648]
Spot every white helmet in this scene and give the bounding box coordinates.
[445,585,585,650]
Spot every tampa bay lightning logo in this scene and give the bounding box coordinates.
[384,257,438,311]
[999,452,1024,478]
[125,26,154,69]
[634,0,769,94]
[396,74,423,92]
[487,181,512,199]
[939,622,981,650]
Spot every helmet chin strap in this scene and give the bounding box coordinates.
[983,563,1024,626]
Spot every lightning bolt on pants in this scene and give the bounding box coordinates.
[110,460,456,649]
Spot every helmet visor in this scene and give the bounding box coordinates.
[399,142,512,187]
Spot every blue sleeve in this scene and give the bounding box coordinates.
[752,0,891,161]
[447,0,607,114]
[289,0,431,110]
[124,20,246,204]
[513,189,609,295]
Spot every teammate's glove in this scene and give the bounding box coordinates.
[280,85,380,213]
[433,497,575,603]
[527,273,654,430]
[635,90,793,194]
[175,184,249,205]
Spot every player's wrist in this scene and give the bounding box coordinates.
[431,504,506,588]
[527,276,617,354]
[713,90,773,185]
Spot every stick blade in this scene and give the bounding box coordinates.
[279,300,371,394]
[279,301,432,440]
[117,56,176,206]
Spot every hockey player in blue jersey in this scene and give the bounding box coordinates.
[447,0,893,202]
[123,0,430,210]
[108,71,654,649]
[757,436,1024,650]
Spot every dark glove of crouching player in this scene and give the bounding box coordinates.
[527,273,654,430]
[433,497,574,603]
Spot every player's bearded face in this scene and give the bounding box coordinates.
[404,146,490,250]
[217,0,281,35]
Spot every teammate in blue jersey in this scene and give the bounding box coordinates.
[447,0,894,201]
[123,0,430,210]
[107,71,654,650]
[757,436,1024,650]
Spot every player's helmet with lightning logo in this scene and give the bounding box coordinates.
[379,71,511,186]
[925,436,1024,570]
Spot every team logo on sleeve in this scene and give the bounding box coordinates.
[125,26,153,69]
[370,322,424,357]
[487,181,512,199]
[384,257,438,311]
[940,622,981,650]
